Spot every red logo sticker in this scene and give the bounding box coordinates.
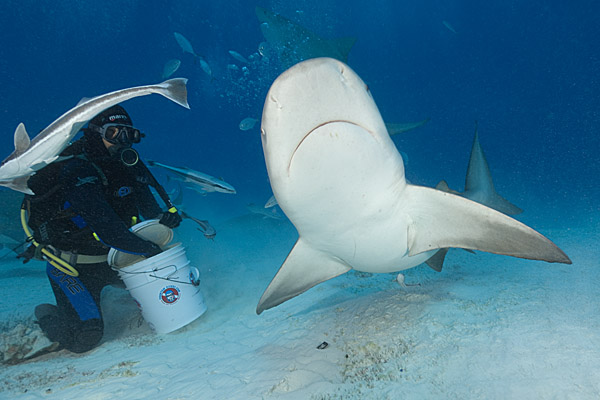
[160,286,181,305]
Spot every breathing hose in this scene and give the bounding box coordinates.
[20,201,79,277]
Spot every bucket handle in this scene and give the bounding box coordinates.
[117,264,199,286]
[149,264,200,286]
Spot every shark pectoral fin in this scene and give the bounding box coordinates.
[30,156,58,171]
[435,180,462,196]
[435,180,450,191]
[0,176,33,195]
[425,248,449,272]
[14,123,30,154]
[404,185,571,264]
[256,238,351,314]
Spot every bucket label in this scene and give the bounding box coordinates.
[159,285,181,305]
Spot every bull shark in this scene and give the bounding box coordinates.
[436,122,523,216]
[255,6,356,69]
[147,160,236,194]
[256,58,571,314]
[0,78,189,194]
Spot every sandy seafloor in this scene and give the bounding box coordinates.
[0,199,598,400]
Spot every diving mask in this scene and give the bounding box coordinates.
[96,123,144,146]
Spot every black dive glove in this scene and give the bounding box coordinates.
[159,210,182,228]
[17,244,36,264]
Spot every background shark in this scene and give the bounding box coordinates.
[255,6,356,70]
[436,121,523,216]
[147,160,236,194]
[385,118,430,136]
[257,58,570,314]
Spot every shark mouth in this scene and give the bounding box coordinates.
[288,120,374,173]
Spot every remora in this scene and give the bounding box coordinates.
[0,78,190,194]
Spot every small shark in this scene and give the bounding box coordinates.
[385,118,430,135]
[437,122,523,216]
[247,203,282,220]
[180,210,216,240]
[255,6,356,69]
[0,78,189,194]
[264,194,278,208]
[256,58,571,314]
[147,160,236,194]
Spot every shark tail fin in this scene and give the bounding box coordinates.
[156,78,190,109]
[333,36,357,63]
[404,185,571,264]
[257,238,351,314]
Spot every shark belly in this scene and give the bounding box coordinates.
[273,121,430,273]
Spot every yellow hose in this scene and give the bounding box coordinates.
[20,206,79,277]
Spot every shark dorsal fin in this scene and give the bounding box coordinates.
[464,121,494,193]
[14,123,31,154]
[76,97,92,106]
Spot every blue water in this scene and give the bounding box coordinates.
[1,0,598,225]
[0,2,599,397]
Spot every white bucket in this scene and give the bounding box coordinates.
[108,220,207,334]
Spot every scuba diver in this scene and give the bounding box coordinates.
[19,105,182,354]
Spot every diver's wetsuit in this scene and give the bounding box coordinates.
[30,131,163,353]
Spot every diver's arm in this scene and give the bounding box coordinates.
[62,162,160,256]
[134,159,169,219]
[136,182,163,220]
